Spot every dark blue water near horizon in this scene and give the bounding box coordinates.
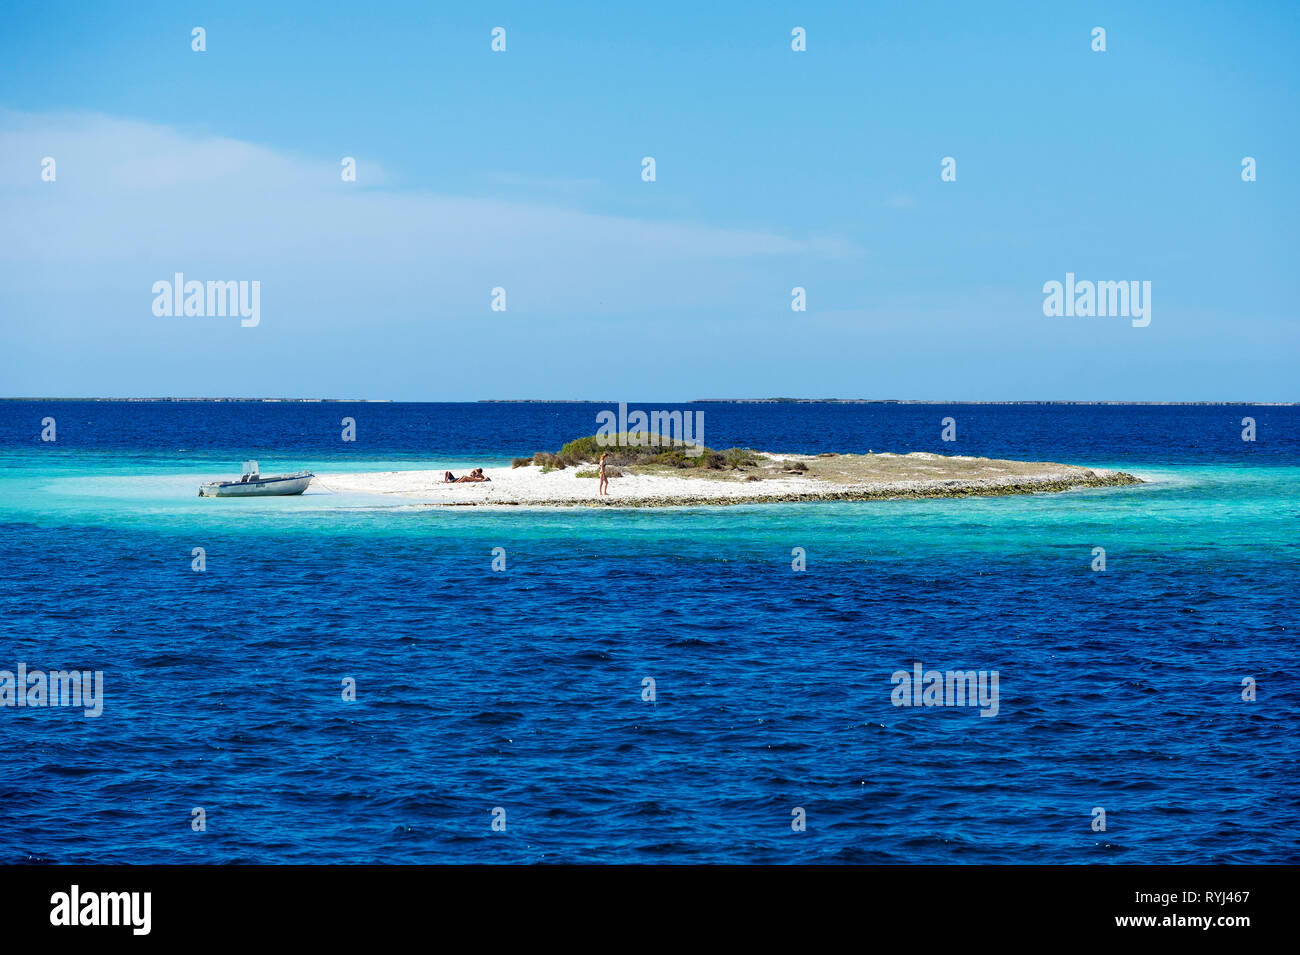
[1,402,1297,864]
[2,399,1297,464]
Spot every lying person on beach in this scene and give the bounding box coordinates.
[443,469,491,483]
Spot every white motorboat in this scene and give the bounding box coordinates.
[199,461,314,498]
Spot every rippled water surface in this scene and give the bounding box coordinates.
[1,402,1296,863]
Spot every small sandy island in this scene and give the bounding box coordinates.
[318,450,1141,508]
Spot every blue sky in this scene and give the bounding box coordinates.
[1,0,1297,400]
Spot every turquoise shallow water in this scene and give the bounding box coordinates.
[1,451,1293,566]
[1,403,1297,863]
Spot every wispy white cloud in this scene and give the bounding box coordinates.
[0,109,871,397]
[0,108,389,190]
[0,109,861,303]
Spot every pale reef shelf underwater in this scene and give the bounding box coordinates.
[0,402,1296,864]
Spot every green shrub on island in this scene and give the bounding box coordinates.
[720,447,760,469]
[511,457,532,468]
[552,433,759,471]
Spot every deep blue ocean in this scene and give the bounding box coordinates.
[1,402,1296,863]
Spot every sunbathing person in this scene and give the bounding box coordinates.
[443,469,491,483]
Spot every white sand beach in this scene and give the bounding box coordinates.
[315,451,1140,508]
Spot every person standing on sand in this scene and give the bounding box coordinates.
[598,452,609,497]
